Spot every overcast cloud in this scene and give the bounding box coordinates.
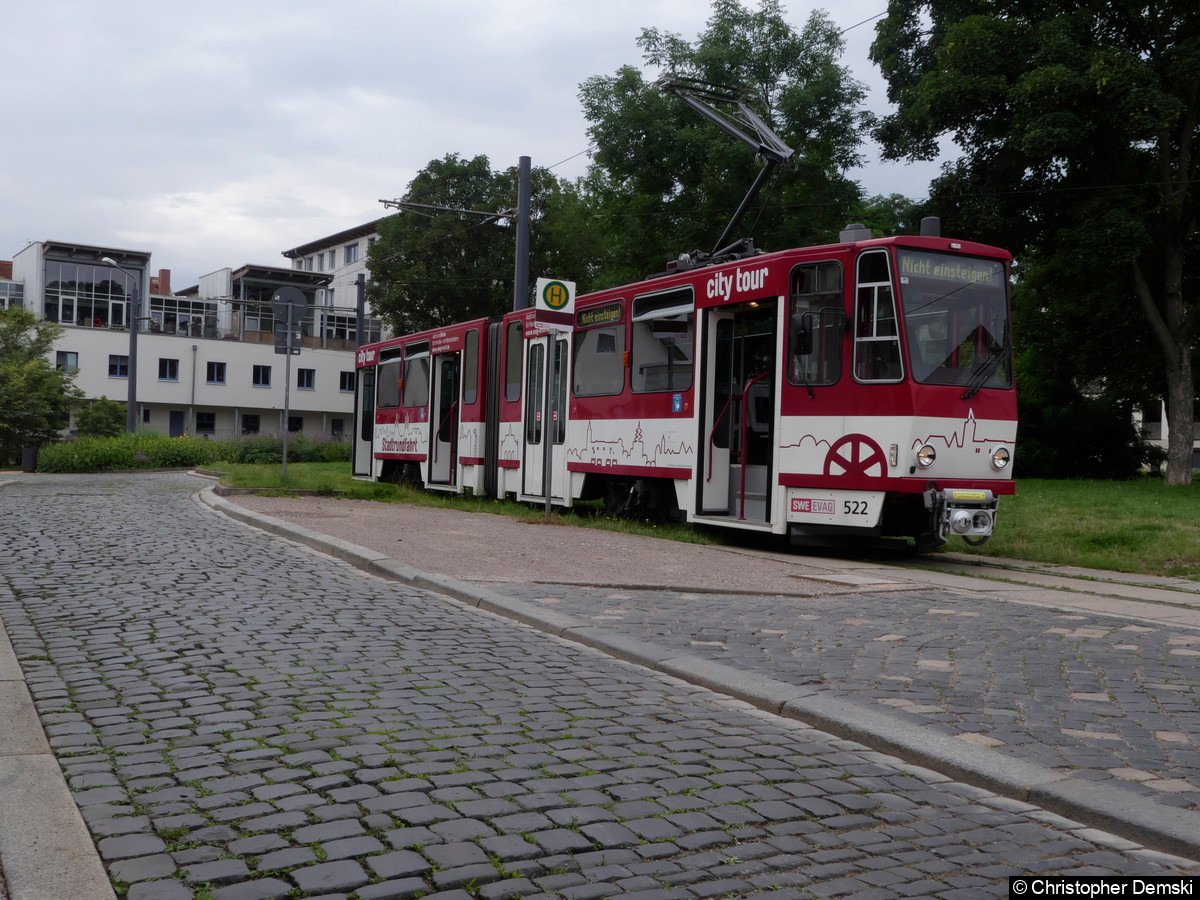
[1,0,936,288]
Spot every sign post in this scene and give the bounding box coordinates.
[271,286,306,482]
[534,279,575,520]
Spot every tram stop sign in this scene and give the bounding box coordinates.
[535,277,575,331]
[271,286,306,355]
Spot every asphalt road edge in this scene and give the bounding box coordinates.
[199,485,1200,864]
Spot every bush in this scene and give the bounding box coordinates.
[37,433,221,473]
[231,433,351,464]
[37,437,137,472]
[75,397,127,438]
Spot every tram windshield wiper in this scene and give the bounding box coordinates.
[961,340,1010,400]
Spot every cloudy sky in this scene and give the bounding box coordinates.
[1,0,939,288]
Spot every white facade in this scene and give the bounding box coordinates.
[282,218,387,342]
[13,240,358,441]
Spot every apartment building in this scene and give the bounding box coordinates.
[8,240,377,440]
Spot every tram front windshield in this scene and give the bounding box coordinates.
[897,250,1012,388]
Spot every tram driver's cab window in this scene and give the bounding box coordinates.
[788,262,844,387]
[853,251,903,383]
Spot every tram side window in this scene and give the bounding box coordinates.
[463,329,479,404]
[853,252,903,382]
[573,326,625,396]
[630,289,694,393]
[788,261,844,387]
[504,320,523,402]
[402,341,430,407]
[377,360,401,409]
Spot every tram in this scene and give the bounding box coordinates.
[351,220,1016,548]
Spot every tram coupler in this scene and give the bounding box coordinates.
[925,487,998,545]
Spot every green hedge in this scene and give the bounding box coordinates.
[35,432,349,473]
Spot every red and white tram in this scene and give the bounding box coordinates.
[353,225,1016,548]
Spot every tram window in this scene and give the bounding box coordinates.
[897,250,1011,387]
[853,251,903,383]
[377,361,401,409]
[504,320,523,402]
[463,329,479,404]
[631,316,693,392]
[402,341,430,407]
[573,326,625,396]
[788,261,844,387]
[629,289,693,393]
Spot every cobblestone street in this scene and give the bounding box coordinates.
[2,473,1198,899]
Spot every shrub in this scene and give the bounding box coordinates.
[37,437,137,472]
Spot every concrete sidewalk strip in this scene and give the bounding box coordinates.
[202,486,1200,862]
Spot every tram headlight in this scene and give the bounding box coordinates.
[991,447,1011,470]
[916,444,936,469]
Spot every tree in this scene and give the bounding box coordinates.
[578,0,873,286]
[0,308,79,465]
[366,154,601,334]
[871,1,1199,484]
[75,396,127,438]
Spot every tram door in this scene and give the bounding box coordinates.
[353,367,375,478]
[428,352,459,485]
[522,334,568,499]
[699,302,777,521]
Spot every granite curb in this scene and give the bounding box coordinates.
[199,484,1200,862]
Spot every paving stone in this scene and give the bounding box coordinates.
[183,859,251,886]
[290,859,370,894]
[256,847,318,872]
[211,877,293,900]
[97,833,168,860]
[367,849,434,879]
[127,880,195,900]
[356,879,434,900]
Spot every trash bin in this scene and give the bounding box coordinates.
[21,446,37,473]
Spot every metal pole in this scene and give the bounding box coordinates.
[543,336,554,521]
[513,156,531,311]
[355,273,366,347]
[102,258,140,433]
[282,304,293,482]
[127,279,139,433]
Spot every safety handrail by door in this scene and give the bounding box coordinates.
[738,371,770,519]
[706,394,735,482]
[433,401,458,463]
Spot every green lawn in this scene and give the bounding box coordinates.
[210,463,1200,581]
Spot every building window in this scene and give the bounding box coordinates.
[328,248,337,268]
[56,351,79,374]
[331,418,345,437]
[108,355,129,378]
[241,414,260,434]
[253,365,271,387]
[344,243,359,264]
[288,416,303,432]
[196,412,216,434]
[339,371,355,392]
[206,361,226,384]
[297,368,315,390]
[158,358,179,381]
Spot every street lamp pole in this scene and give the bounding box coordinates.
[102,257,141,433]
